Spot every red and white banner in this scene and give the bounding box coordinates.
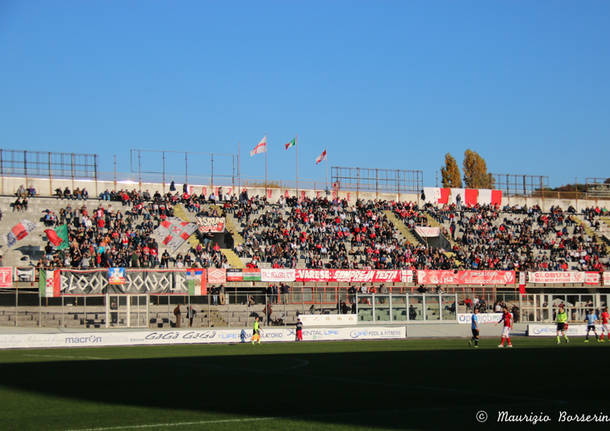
[423,187,502,206]
[295,269,412,283]
[0,267,13,288]
[250,136,267,156]
[261,268,296,282]
[604,272,610,287]
[414,227,440,237]
[417,270,515,285]
[207,268,226,284]
[528,272,601,285]
[585,272,601,285]
[196,217,225,233]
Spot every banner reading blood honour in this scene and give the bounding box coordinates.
[417,270,515,285]
[295,269,412,283]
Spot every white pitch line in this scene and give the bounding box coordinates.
[284,358,310,370]
[23,354,108,361]
[66,416,277,431]
[66,402,564,431]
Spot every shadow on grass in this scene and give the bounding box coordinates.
[2,346,610,429]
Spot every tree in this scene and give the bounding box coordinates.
[440,153,462,188]
[462,149,493,188]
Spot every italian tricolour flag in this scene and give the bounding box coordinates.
[285,138,296,150]
[39,270,61,298]
[186,269,207,295]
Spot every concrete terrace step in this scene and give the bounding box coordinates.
[384,210,421,246]
[225,213,244,246]
[574,215,610,253]
[424,214,462,266]
[221,248,245,269]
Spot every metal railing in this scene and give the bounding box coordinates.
[1,289,608,328]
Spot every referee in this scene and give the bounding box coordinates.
[556,304,569,344]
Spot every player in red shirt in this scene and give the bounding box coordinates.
[496,306,513,348]
[600,307,609,342]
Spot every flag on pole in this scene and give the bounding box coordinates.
[285,138,296,150]
[518,271,526,295]
[39,269,61,298]
[186,269,207,295]
[315,149,327,164]
[250,136,267,156]
[6,220,37,248]
[44,224,69,250]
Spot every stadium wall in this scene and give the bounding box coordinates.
[0,326,406,349]
[2,175,609,210]
[527,324,590,337]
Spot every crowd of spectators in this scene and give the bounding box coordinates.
[4,185,608,274]
[427,203,607,272]
[35,188,228,271]
[54,187,89,200]
[231,196,459,270]
[230,195,607,272]
[15,184,37,198]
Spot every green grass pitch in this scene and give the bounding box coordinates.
[1,337,609,430]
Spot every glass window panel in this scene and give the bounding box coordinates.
[409,295,424,321]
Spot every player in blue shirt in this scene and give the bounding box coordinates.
[584,310,600,343]
[468,307,480,348]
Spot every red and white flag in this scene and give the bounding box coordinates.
[5,220,36,248]
[250,136,267,156]
[518,272,526,295]
[152,217,198,253]
[315,149,327,164]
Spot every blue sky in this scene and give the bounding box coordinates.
[1,1,609,188]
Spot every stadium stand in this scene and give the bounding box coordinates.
[1,189,608,272]
[1,189,227,270]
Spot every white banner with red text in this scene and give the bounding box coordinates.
[528,272,601,285]
[605,272,610,286]
[196,217,225,233]
[261,268,296,282]
[417,270,515,285]
[414,227,440,237]
[295,269,413,283]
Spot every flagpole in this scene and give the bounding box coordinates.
[265,137,268,198]
[238,142,241,194]
[325,153,328,191]
[296,134,299,199]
